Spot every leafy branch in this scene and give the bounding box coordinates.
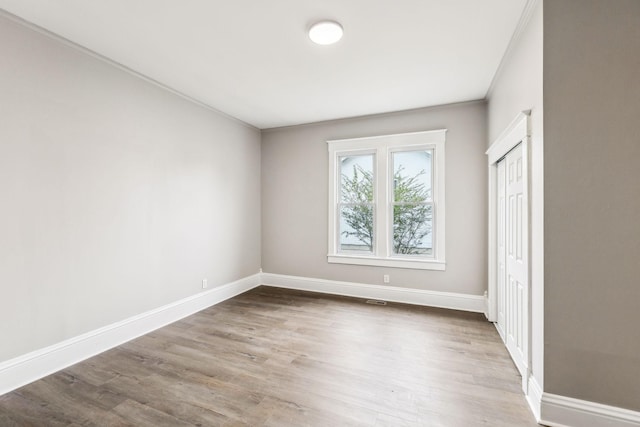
[340,164,374,250]
[340,164,432,254]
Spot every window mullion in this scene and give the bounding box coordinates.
[375,148,388,258]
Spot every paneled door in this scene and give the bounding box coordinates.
[497,143,528,381]
[496,159,507,341]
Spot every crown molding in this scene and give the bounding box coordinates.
[0,8,258,131]
[485,0,540,99]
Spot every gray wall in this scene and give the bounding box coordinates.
[0,15,262,363]
[261,102,487,295]
[544,0,640,411]
[487,1,544,387]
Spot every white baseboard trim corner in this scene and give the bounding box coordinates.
[540,393,640,427]
[260,272,485,313]
[526,375,543,422]
[0,273,261,396]
[483,290,490,320]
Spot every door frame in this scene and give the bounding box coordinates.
[486,111,531,390]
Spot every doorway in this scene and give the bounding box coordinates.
[487,112,530,392]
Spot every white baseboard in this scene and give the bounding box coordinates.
[0,273,261,396]
[540,393,640,427]
[527,375,543,422]
[483,290,490,320]
[5,271,638,427]
[260,272,486,313]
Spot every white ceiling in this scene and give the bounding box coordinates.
[0,0,528,129]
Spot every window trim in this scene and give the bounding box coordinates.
[327,129,446,271]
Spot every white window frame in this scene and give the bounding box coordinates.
[327,129,446,271]
[336,149,377,255]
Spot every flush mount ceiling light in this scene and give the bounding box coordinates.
[308,21,343,45]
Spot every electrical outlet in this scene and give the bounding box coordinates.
[202,279,208,289]
[383,274,390,284]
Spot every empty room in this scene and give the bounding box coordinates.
[1,0,639,426]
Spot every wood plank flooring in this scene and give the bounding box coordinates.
[0,286,539,426]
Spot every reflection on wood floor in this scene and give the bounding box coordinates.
[0,286,539,426]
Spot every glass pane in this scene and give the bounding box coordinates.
[393,204,433,255]
[340,154,374,203]
[339,205,373,253]
[393,150,432,202]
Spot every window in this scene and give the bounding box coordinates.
[328,130,446,270]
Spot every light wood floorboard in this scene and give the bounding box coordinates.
[0,286,539,426]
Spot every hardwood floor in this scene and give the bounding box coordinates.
[0,286,539,426]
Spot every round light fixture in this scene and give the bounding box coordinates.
[308,21,343,45]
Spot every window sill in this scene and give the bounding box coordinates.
[327,255,446,271]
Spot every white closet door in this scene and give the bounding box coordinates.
[504,143,528,379]
[496,159,507,341]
